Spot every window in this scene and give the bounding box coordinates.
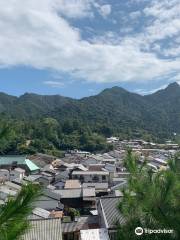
[92,175,99,182]
[102,175,106,181]
[80,175,84,182]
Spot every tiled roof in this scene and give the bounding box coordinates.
[34,196,59,210]
[62,216,99,233]
[21,218,62,240]
[53,187,97,199]
[53,189,82,198]
[99,197,125,228]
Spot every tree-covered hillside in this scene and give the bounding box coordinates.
[0,82,180,155]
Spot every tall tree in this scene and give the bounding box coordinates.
[0,184,40,240]
[117,150,180,240]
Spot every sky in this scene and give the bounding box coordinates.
[0,0,180,98]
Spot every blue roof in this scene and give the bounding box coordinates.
[0,156,26,165]
[25,159,40,171]
[0,156,39,171]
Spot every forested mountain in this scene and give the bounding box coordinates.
[0,92,74,117]
[0,82,180,155]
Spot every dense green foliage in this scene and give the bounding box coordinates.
[0,184,40,240]
[0,82,180,155]
[0,117,112,155]
[117,150,180,240]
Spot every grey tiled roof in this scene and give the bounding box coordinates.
[53,189,82,198]
[62,216,99,233]
[21,218,62,240]
[62,221,85,233]
[99,197,125,228]
[34,196,59,210]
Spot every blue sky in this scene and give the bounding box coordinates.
[0,0,180,98]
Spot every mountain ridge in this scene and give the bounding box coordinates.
[0,82,180,139]
[1,82,179,99]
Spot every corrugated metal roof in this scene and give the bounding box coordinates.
[21,218,62,240]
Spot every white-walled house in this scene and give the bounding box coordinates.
[72,170,109,183]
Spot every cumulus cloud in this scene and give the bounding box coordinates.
[0,0,180,84]
[54,0,95,18]
[144,0,180,42]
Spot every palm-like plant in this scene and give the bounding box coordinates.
[0,184,40,240]
[0,124,40,240]
[117,149,180,240]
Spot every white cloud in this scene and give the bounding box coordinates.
[54,0,95,19]
[170,73,180,82]
[0,0,179,85]
[129,11,141,20]
[120,27,134,34]
[135,83,168,95]
[163,46,180,57]
[144,0,180,42]
[44,81,65,88]
[98,4,111,18]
